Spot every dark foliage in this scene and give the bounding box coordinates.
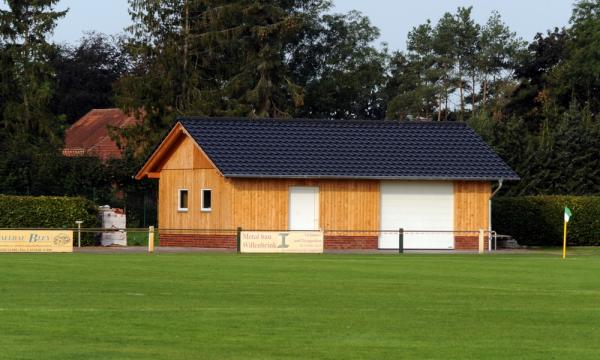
[493,196,600,246]
[51,32,130,124]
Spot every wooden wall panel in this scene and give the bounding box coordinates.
[158,136,234,230]
[158,169,234,230]
[230,179,380,232]
[162,136,195,170]
[232,179,292,230]
[319,180,380,235]
[229,179,380,232]
[454,181,491,232]
[158,166,491,235]
[193,145,214,169]
[152,131,214,172]
[159,174,381,232]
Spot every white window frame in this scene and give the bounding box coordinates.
[201,188,212,212]
[178,189,189,212]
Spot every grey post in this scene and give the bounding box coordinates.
[75,220,83,248]
[236,227,242,253]
[398,228,404,254]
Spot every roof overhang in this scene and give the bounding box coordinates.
[222,174,520,181]
[135,122,187,180]
[135,122,223,180]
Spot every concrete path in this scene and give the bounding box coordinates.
[75,246,503,255]
[76,246,234,254]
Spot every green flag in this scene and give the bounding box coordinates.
[564,207,572,222]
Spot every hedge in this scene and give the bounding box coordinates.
[0,195,99,229]
[492,196,600,246]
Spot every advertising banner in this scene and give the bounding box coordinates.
[0,230,73,252]
[240,231,324,253]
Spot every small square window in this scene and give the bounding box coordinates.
[178,189,188,211]
[201,189,212,212]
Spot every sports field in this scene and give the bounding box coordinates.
[2,249,600,359]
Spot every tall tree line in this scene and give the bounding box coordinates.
[115,0,387,153]
[2,0,600,222]
[385,7,524,121]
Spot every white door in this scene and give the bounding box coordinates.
[289,187,319,230]
[380,181,454,249]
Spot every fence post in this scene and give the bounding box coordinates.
[478,229,484,254]
[398,228,404,254]
[236,227,242,253]
[75,220,83,248]
[148,226,155,253]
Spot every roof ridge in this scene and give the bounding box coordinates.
[178,116,467,126]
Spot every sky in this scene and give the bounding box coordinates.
[51,0,574,50]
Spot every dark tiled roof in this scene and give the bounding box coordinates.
[179,117,519,181]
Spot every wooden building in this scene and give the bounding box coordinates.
[136,118,518,250]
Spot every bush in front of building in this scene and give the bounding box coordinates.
[0,195,100,245]
[493,196,600,246]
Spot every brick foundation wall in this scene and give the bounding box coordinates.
[454,236,489,250]
[159,233,236,248]
[324,236,378,250]
[159,233,378,250]
[160,233,490,251]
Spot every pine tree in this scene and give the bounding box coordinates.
[117,0,329,156]
[0,0,67,143]
[477,11,524,112]
[454,7,479,119]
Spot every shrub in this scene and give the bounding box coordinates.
[0,195,100,245]
[493,196,600,246]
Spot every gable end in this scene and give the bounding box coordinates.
[135,122,221,180]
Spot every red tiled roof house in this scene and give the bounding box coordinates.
[62,109,140,160]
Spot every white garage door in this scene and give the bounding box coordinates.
[380,181,454,249]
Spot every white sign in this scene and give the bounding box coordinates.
[240,231,324,253]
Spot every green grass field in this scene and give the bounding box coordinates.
[2,249,600,359]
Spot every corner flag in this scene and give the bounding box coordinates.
[563,207,572,259]
[564,207,572,222]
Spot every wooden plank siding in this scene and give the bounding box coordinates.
[230,179,380,233]
[158,169,234,230]
[453,181,491,234]
[319,180,379,236]
[160,175,381,233]
[161,135,195,170]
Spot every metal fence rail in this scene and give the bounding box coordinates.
[0,226,498,254]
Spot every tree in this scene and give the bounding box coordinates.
[389,8,524,121]
[0,0,67,143]
[391,20,442,120]
[116,0,329,156]
[385,51,437,120]
[507,28,568,128]
[454,7,479,118]
[51,32,130,124]
[0,42,18,135]
[551,0,600,113]
[431,12,458,120]
[477,11,525,113]
[291,11,388,119]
